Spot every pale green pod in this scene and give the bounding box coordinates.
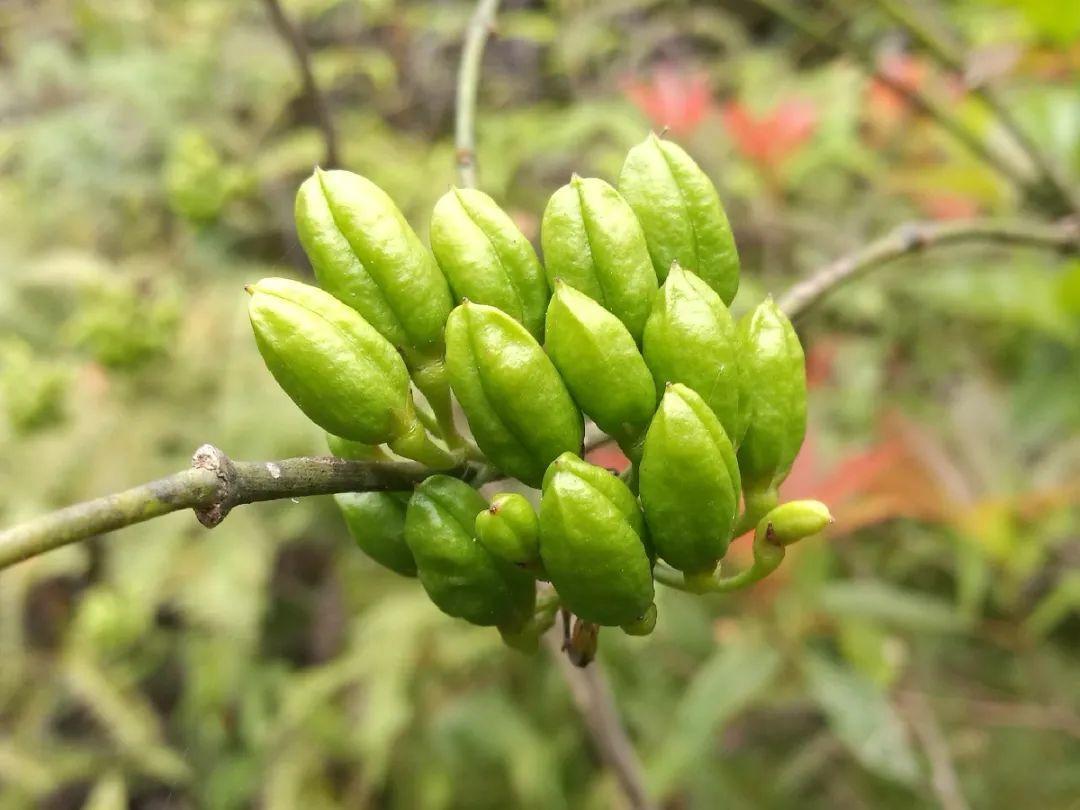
[474,492,541,569]
[405,476,536,629]
[638,384,741,575]
[445,302,583,487]
[759,500,832,546]
[544,281,657,451]
[736,297,807,493]
[325,433,393,461]
[540,175,657,342]
[294,168,452,358]
[619,132,740,303]
[430,187,549,339]
[642,264,745,445]
[335,492,416,577]
[539,453,654,627]
[247,277,412,444]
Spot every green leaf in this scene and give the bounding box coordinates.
[804,654,920,785]
[819,581,970,634]
[647,638,781,795]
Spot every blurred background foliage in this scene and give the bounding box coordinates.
[0,0,1078,807]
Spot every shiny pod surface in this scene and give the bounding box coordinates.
[544,282,657,448]
[295,168,452,356]
[639,384,741,575]
[430,187,549,340]
[445,302,583,487]
[247,277,412,444]
[405,476,535,628]
[736,297,807,492]
[619,133,740,304]
[475,492,541,568]
[642,264,745,445]
[540,175,657,342]
[325,433,392,461]
[335,492,416,577]
[759,500,833,546]
[539,453,654,626]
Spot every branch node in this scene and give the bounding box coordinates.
[191,444,237,528]
[898,222,928,252]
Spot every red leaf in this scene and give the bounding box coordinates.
[622,66,714,137]
[721,98,817,167]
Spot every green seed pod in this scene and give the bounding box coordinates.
[295,169,459,444]
[247,278,455,468]
[404,476,535,629]
[759,500,832,546]
[619,132,740,304]
[544,281,657,451]
[325,433,392,462]
[540,175,657,342]
[539,453,654,627]
[736,297,807,493]
[639,384,741,575]
[430,187,549,340]
[621,603,657,637]
[445,301,583,487]
[294,168,452,358]
[642,263,745,445]
[247,278,413,444]
[475,492,541,569]
[334,492,416,577]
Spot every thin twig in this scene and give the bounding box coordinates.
[897,690,1080,740]
[0,445,468,571]
[898,690,970,810]
[751,0,1040,201]
[260,0,340,167]
[865,0,1080,215]
[778,218,1080,320]
[454,0,502,189]
[544,632,658,810]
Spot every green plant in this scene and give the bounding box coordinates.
[240,138,827,657]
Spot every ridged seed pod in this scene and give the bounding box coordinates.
[540,175,657,342]
[544,281,657,452]
[335,492,416,577]
[325,433,393,462]
[475,492,542,570]
[247,278,454,468]
[639,384,741,575]
[642,264,745,445]
[736,297,807,493]
[247,277,412,444]
[445,301,583,487]
[619,133,740,304]
[295,169,458,440]
[539,454,654,628]
[295,168,452,357]
[430,187,549,340]
[404,476,536,629]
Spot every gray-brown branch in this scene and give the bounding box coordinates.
[260,0,340,167]
[0,445,465,571]
[865,0,1080,216]
[544,632,658,810]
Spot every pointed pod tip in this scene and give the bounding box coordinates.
[243,284,254,296]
